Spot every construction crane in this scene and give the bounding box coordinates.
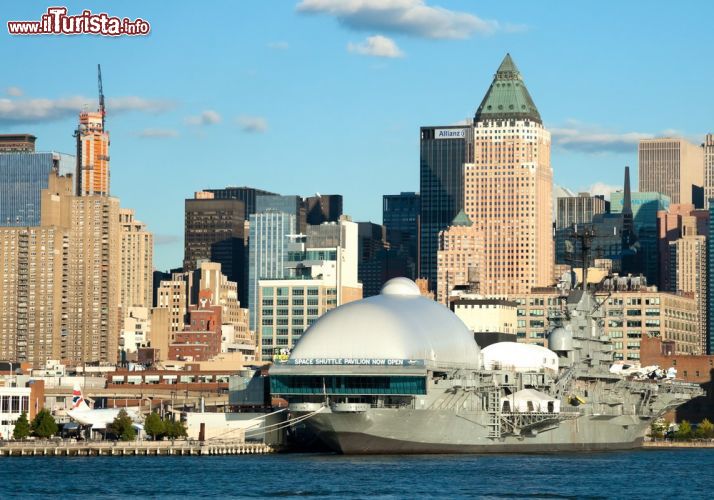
[97,63,105,129]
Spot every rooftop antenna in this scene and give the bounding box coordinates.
[97,64,105,129]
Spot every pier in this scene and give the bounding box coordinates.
[643,440,714,449]
[0,440,274,457]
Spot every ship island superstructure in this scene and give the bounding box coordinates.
[269,278,702,454]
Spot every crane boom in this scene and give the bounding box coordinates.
[97,64,105,129]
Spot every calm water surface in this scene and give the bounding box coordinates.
[1,450,712,499]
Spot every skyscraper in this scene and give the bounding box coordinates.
[248,210,296,330]
[383,191,419,279]
[75,66,110,197]
[356,222,409,297]
[704,134,714,209]
[611,169,670,286]
[419,126,471,290]
[0,134,37,153]
[554,192,607,266]
[257,219,361,361]
[669,232,707,355]
[0,151,75,226]
[119,208,153,311]
[639,138,704,206]
[304,194,343,225]
[0,169,122,365]
[256,195,306,233]
[183,191,247,302]
[436,210,482,304]
[75,111,110,196]
[708,203,714,354]
[464,54,553,295]
[556,193,607,230]
[204,186,276,216]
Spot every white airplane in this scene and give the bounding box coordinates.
[66,383,142,429]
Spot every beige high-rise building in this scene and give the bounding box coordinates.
[119,208,153,311]
[465,54,553,295]
[157,279,188,333]
[509,286,699,360]
[639,138,704,206]
[436,210,482,305]
[62,194,121,363]
[0,169,122,365]
[669,234,707,355]
[704,134,714,208]
[0,226,65,364]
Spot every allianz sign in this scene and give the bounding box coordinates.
[435,128,467,139]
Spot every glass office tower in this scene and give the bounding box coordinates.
[248,210,296,330]
[419,126,471,290]
[0,152,75,227]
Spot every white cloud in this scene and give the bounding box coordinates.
[0,95,174,125]
[185,110,222,126]
[550,122,654,154]
[348,35,404,58]
[584,182,621,201]
[236,115,268,133]
[138,128,179,138]
[551,122,705,154]
[268,41,289,49]
[297,0,500,39]
[5,86,23,97]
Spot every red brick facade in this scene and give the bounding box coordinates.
[168,290,222,361]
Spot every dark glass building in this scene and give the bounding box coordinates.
[357,222,410,297]
[383,191,419,279]
[205,186,276,216]
[183,196,247,302]
[419,126,471,290]
[0,151,75,227]
[304,194,343,225]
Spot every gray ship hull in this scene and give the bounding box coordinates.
[303,409,650,454]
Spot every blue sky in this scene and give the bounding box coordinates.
[2,1,713,270]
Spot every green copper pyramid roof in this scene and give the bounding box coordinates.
[474,54,541,124]
[450,209,473,227]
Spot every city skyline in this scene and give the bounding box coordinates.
[3,1,714,270]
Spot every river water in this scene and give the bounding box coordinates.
[0,449,711,498]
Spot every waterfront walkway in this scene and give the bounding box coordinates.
[0,440,273,456]
[644,440,714,448]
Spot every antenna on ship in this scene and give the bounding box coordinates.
[97,64,106,129]
[566,224,595,291]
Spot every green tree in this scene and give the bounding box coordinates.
[650,418,668,439]
[695,418,714,439]
[675,420,693,440]
[144,412,164,440]
[30,409,58,439]
[13,412,30,440]
[162,418,187,439]
[109,409,136,441]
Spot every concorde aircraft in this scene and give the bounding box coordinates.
[66,383,142,429]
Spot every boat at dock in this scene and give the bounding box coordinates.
[270,278,702,454]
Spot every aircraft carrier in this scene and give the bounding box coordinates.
[269,278,702,454]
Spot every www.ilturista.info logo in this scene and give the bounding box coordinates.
[7,7,150,36]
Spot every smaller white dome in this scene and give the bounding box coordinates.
[380,277,421,297]
[481,342,558,373]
